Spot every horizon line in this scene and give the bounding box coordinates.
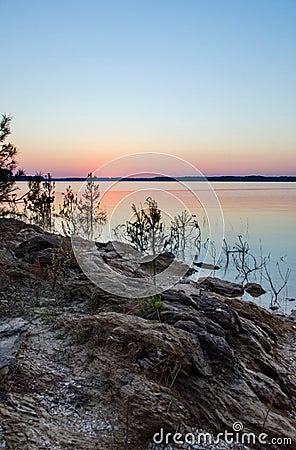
[17,174,296,182]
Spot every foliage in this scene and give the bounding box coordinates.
[114,197,201,264]
[0,115,23,214]
[57,185,78,236]
[24,173,55,230]
[76,173,107,240]
[114,197,166,255]
[135,294,162,320]
[168,210,201,260]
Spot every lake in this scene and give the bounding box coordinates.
[17,181,296,313]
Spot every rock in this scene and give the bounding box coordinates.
[199,277,244,297]
[140,252,175,275]
[0,318,28,374]
[193,262,220,270]
[14,234,61,259]
[0,219,42,246]
[270,305,279,311]
[245,368,291,410]
[65,304,296,449]
[244,282,266,297]
[16,227,44,242]
[97,240,141,257]
[183,266,197,277]
[222,295,287,342]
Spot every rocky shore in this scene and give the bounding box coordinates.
[0,218,295,449]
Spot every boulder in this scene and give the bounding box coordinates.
[15,234,60,255]
[193,262,220,270]
[199,277,244,297]
[140,252,175,275]
[0,219,42,245]
[244,282,266,297]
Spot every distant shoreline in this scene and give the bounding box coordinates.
[17,175,296,182]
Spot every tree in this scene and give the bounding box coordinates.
[0,115,23,211]
[57,185,78,236]
[24,173,55,230]
[76,173,107,240]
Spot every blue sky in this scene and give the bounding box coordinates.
[1,0,295,176]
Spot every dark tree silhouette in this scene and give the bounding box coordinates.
[0,115,23,210]
[57,185,78,236]
[24,173,55,230]
[76,173,107,240]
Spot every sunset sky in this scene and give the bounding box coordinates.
[1,0,295,177]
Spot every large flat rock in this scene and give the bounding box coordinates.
[199,276,244,297]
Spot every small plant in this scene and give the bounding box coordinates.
[44,249,63,293]
[168,211,201,260]
[222,238,232,273]
[114,197,201,269]
[203,238,218,272]
[135,294,162,321]
[263,257,291,309]
[72,327,92,345]
[221,235,264,283]
[115,197,167,257]
[44,237,77,293]
[231,235,264,283]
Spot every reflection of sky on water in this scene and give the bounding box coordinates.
[16,181,296,312]
[203,183,296,313]
[104,182,296,313]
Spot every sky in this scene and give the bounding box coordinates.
[1,0,296,177]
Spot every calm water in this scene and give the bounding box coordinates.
[17,181,296,313]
